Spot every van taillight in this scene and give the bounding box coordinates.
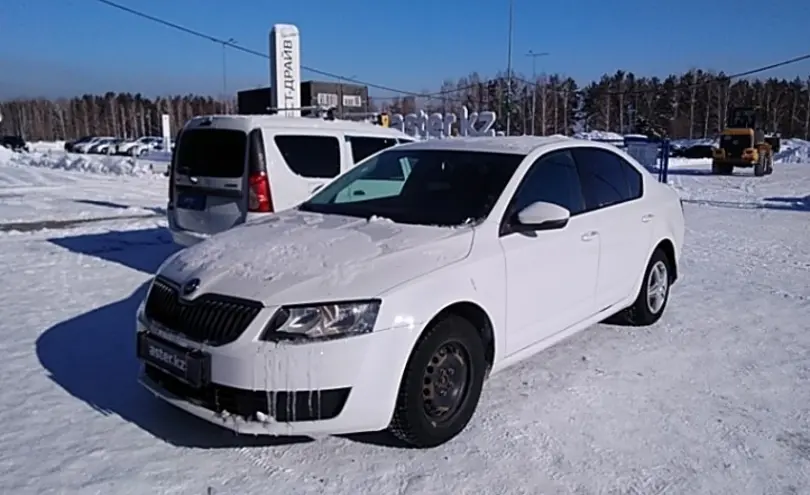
[248,172,273,212]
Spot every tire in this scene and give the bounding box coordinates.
[754,156,765,176]
[389,314,487,448]
[613,248,672,326]
[712,162,733,175]
[765,155,774,175]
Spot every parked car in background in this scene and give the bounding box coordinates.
[1,135,29,152]
[681,144,715,159]
[88,137,124,154]
[73,136,115,154]
[137,135,685,448]
[64,136,95,152]
[116,136,162,156]
[165,114,414,247]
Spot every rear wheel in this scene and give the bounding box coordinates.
[389,314,487,448]
[612,248,672,326]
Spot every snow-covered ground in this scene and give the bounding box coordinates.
[0,141,809,494]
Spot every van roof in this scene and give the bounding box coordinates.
[186,114,414,139]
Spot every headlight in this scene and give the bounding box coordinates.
[260,300,381,343]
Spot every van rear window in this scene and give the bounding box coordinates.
[175,129,247,178]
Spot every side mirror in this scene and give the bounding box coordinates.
[512,201,570,232]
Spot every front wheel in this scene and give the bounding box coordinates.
[389,314,487,448]
[754,155,766,176]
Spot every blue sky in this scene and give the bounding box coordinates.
[1,0,808,99]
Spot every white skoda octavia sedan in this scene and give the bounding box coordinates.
[136,135,685,448]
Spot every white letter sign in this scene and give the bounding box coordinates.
[388,106,496,139]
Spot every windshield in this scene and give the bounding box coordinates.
[299,148,523,226]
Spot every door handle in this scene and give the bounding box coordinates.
[642,214,654,223]
[581,231,598,242]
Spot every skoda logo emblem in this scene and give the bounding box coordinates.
[182,278,200,296]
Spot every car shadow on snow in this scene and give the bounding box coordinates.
[38,229,312,449]
[665,168,715,176]
[47,227,176,274]
[666,168,758,177]
[763,195,810,212]
[681,196,810,213]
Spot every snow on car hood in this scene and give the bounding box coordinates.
[159,209,474,306]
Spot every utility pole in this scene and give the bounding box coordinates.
[222,38,236,111]
[505,0,513,136]
[525,50,549,135]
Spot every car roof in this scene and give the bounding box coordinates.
[397,135,576,155]
[187,114,414,140]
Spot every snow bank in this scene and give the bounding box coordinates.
[671,138,717,148]
[2,149,157,177]
[573,130,624,141]
[0,145,15,163]
[28,141,67,153]
[774,138,810,164]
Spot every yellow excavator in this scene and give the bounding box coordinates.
[711,106,781,176]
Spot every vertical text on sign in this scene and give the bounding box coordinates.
[269,24,301,117]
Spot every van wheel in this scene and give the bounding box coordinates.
[389,314,487,448]
[612,248,672,326]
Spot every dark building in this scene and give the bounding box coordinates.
[237,80,369,115]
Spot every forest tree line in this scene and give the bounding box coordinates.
[2,69,809,142]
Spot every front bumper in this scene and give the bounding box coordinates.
[136,313,416,436]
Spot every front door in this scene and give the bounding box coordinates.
[499,150,600,356]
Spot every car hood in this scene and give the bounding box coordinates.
[158,209,474,306]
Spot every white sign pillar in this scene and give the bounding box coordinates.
[161,114,171,149]
[269,24,301,117]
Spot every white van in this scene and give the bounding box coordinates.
[166,114,415,247]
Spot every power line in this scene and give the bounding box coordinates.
[514,53,810,96]
[92,0,455,99]
[92,0,810,102]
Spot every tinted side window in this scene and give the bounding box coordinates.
[347,136,398,163]
[571,148,635,211]
[511,150,585,215]
[274,135,341,178]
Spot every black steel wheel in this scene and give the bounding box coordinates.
[389,314,487,448]
[421,341,471,424]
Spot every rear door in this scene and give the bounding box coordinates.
[570,147,651,309]
[172,124,249,236]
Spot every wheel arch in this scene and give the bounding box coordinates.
[653,237,678,283]
[420,301,496,373]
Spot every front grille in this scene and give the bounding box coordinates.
[144,276,263,346]
[145,366,350,422]
[721,135,751,158]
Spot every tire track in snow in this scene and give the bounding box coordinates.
[0,213,164,233]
